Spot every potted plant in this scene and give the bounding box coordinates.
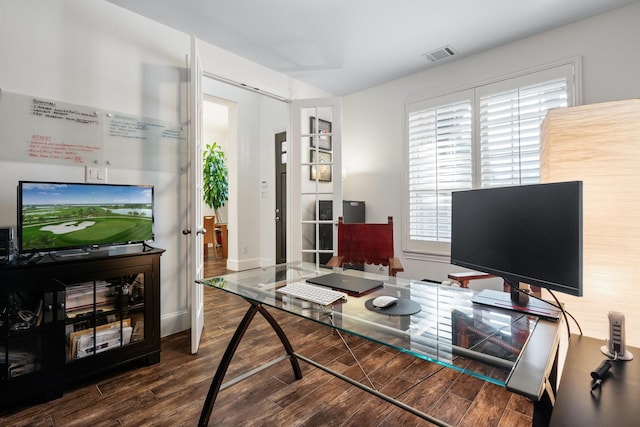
[203,142,229,222]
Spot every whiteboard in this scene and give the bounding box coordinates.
[0,89,185,172]
[104,112,185,172]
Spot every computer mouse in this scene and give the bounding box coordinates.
[372,295,398,308]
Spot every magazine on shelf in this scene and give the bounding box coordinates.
[75,326,133,359]
[68,318,131,361]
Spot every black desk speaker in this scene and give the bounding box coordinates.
[0,227,13,262]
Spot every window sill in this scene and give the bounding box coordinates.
[403,250,450,264]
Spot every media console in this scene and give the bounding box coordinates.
[0,246,164,410]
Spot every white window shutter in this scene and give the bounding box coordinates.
[408,100,472,243]
[403,60,577,256]
[479,78,568,187]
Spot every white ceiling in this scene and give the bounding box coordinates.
[107,0,638,96]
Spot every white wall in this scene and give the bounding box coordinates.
[0,0,328,338]
[342,2,640,344]
[258,96,289,267]
[0,0,190,337]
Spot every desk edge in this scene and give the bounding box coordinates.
[506,319,561,400]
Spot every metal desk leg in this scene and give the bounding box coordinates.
[255,304,303,379]
[198,300,302,426]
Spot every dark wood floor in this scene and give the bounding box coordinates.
[1,255,533,426]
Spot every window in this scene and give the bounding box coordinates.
[479,77,569,187]
[407,94,473,245]
[404,61,578,258]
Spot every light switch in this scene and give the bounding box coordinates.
[85,166,107,183]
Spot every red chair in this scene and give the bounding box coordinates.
[326,216,403,276]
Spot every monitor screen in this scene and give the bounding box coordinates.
[451,181,582,297]
[18,181,154,254]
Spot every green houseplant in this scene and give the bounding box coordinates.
[203,142,229,221]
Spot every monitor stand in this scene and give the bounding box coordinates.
[471,288,562,321]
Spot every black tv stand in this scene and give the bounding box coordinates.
[0,247,164,409]
[472,289,562,321]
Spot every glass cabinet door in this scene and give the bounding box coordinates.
[0,288,60,380]
[63,268,148,363]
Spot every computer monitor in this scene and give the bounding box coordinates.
[451,181,583,316]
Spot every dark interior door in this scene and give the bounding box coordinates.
[275,131,287,264]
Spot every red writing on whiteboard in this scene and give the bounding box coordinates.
[28,136,100,163]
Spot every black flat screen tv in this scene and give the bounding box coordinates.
[451,181,583,298]
[18,181,154,254]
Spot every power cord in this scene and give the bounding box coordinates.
[509,283,583,342]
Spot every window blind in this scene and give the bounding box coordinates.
[404,61,577,256]
[408,100,472,243]
[479,78,568,187]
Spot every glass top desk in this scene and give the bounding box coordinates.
[196,263,561,426]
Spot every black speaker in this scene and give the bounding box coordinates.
[0,227,14,262]
[0,227,12,241]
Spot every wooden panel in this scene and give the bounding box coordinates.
[540,99,640,346]
[203,216,215,245]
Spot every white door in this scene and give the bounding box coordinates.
[290,98,342,265]
[189,36,205,354]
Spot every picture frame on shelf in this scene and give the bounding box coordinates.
[310,117,332,151]
[309,150,332,182]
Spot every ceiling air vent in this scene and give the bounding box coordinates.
[422,45,457,63]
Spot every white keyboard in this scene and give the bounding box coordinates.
[277,282,347,306]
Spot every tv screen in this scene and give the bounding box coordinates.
[18,181,154,254]
[451,181,582,297]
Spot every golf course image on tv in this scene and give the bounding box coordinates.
[19,181,154,253]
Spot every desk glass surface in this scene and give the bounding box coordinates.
[197,263,541,387]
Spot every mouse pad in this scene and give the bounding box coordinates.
[364,297,422,316]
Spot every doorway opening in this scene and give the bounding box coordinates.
[203,96,231,261]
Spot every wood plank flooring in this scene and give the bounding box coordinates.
[1,256,534,426]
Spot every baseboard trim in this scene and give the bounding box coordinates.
[161,309,189,337]
[226,257,262,272]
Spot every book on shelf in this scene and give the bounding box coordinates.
[67,318,132,361]
[65,280,114,313]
